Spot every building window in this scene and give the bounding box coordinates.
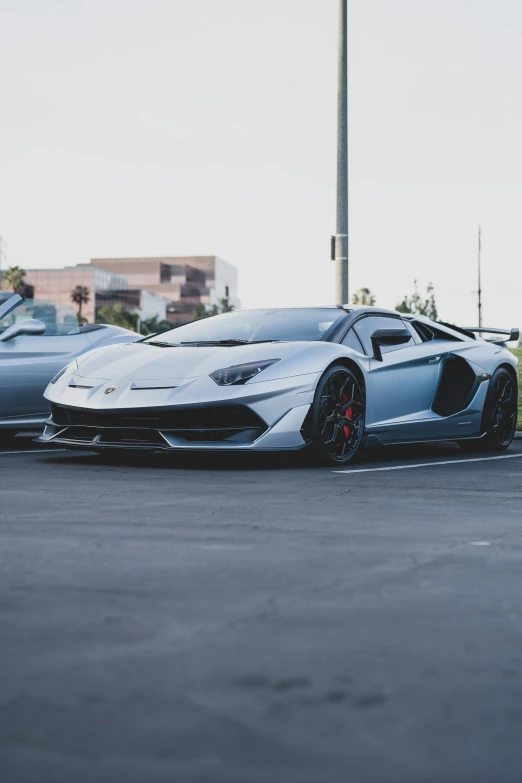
[225,285,229,297]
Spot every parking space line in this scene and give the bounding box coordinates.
[0,449,67,456]
[334,453,522,474]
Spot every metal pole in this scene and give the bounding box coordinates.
[334,0,349,304]
[478,225,482,327]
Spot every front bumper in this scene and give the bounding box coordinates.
[38,373,318,452]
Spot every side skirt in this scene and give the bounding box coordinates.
[365,432,487,448]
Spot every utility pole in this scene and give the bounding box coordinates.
[332,0,348,304]
[477,225,482,327]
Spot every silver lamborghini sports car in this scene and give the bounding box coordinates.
[0,293,139,442]
[38,307,519,466]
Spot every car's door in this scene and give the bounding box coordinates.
[348,315,454,443]
[0,298,87,418]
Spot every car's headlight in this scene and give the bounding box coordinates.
[210,359,280,386]
[50,360,78,384]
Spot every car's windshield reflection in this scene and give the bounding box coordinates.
[144,308,344,345]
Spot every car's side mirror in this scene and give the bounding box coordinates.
[0,318,47,343]
[370,327,411,361]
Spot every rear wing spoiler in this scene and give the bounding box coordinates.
[463,326,520,344]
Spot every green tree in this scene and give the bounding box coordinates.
[3,265,26,292]
[396,281,438,320]
[95,303,138,331]
[194,297,235,320]
[70,285,90,319]
[352,287,376,306]
[140,314,172,336]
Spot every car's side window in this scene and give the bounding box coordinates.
[353,316,415,357]
[411,320,461,342]
[342,328,365,353]
[400,319,421,343]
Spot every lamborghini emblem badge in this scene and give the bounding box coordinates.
[105,386,117,394]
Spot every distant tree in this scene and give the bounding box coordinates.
[352,287,376,306]
[424,283,438,321]
[396,281,438,320]
[194,303,207,320]
[194,297,235,320]
[3,265,26,292]
[70,285,90,319]
[140,314,172,336]
[95,303,138,331]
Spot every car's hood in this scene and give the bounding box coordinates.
[74,340,317,381]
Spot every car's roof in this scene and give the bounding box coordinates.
[270,306,473,343]
[207,307,473,342]
[234,305,404,316]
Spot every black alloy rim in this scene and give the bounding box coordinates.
[491,373,517,446]
[319,371,364,462]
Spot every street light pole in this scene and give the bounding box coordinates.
[478,225,482,327]
[333,0,349,304]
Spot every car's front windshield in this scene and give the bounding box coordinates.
[0,297,80,335]
[145,308,345,345]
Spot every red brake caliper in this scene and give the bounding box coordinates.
[344,395,353,438]
[335,393,353,445]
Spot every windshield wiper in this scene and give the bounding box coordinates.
[179,339,280,346]
[145,340,179,348]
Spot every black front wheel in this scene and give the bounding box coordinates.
[309,365,365,466]
[458,367,518,452]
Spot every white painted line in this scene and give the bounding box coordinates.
[0,449,68,456]
[471,541,491,547]
[334,453,522,474]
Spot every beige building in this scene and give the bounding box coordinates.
[23,266,128,324]
[85,256,239,324]
[11,255,238,326]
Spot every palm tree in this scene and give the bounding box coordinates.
[140,314,172,336]
[95,303,138,331]
[71,286,90,319]
[3,265,26,292]
[352,287,376,306]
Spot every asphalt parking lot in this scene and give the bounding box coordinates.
[2,435,522,783]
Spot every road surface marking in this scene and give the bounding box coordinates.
[334,453,522,474]
[0,449,67,456]
[471,541,491,546]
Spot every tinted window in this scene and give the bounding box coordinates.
[412,320,461,342]
[145,309,345,344]
[353,315,414,356]
[342,328,364,353]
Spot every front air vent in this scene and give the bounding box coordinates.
[51,403,265,431]
[50,403,268,444]
[130,386,178,391]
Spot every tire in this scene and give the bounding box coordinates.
[458,367,518,452]
[309,364,365,467]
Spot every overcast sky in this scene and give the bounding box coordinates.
[1,0,521,328]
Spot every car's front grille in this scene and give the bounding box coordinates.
[98,429,167,446]
[56,426,96,443]
[50,403,267,445]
